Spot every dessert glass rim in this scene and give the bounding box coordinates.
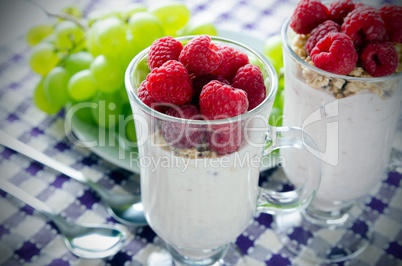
[281,17,402,83]
[125,35,278,126]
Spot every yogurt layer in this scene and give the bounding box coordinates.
[140,130,262,252]
[282,69,402,212]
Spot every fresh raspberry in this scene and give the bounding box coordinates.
[207,122,243,155]
[137,80,153,107]
[341,6,387,49]
[148,36,183,69]
[305,20,341,56]
[212,45,249,81]
[379,4,402,43]
[360,42,399,77]
[290,0,329,34]
[137,80,168,113]
[165,104,201,119]
[199,80,248,120]
[146,60,193,105]
[328,0,357,25]
[137,80,165,111]
[178,35,222,76]
[161,104,205,149]
[192,74,229,102]
[232,64,266,111]
[310,32,358,75]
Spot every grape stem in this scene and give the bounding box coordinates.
[25,0,88,30]
[56,37,87,67]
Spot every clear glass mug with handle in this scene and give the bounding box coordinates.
[277,17,402,263]
[125,35,321,266]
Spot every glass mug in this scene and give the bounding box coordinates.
[125,36,321,265]
[277,17,402,263]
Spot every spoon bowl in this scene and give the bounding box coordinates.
[0,178,128,259]
[0,130,147,226]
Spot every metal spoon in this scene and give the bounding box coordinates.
[0,178,128,259]
[0,130,147,226]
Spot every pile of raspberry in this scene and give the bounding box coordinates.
[138,35,267,155]
[290,0,401,77]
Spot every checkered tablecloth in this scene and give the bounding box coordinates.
[0,0,401,265]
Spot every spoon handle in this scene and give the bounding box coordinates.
[0,130,88,183]
[0,178,54,216]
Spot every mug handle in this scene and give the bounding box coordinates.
[257,126,321,214]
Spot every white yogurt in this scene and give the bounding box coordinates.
[282,70,402,212]
[139,133,261,254]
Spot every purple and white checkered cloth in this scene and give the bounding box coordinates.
[0,0,401,265]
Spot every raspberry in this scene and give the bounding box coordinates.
[138,80,154,106]
[165,104,201,119]
[146,60,193,105]
[341,6,387,49]
[161,104,205,149]
[360,42,399,77]
[192,74,229,101]
[148,36,183,69]
[379,4,402,43]
[179,35,222,76]
[305,20,341,56]
[199,80,248,120]
[290,0,329,34]
[207,122,243,155]
[232,64,266,111]
[212,45,249,81]
[328,0,357,25]
[310,32,358,75]
[138,80,168,112]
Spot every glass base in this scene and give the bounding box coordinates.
[167,243,229,266]
[274,206,372,263]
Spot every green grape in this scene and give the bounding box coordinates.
[61,6,83,19]
[119,3,147,21]
[65,101,96,125]
[132,57,151,86]
[29,42,59,75]
[94,17,128,55]
[273,90,284,110]
[55,20,85,51]
[248,56,264,73]
[149,1,190,35]
[278,75,285,92]
[119,86,130,104]
[128,12,165,50]
[91,91,123,128]
[43,66,70,106]
[33,78,62,114]
[41,34,56,44]
[65,51,94,75]
[68,69,98,102]
[86,21,102,56]
[90,55,124,93]
[87,8,120,26]
[87,4,147,25]
[263,35,283,74]
[117,102,137,150]
[177,20,217,36]
[121,103,137,143]
[118,37,142,69]
[26,24,53,46]
[126,122,137,143]
[268,107,283,127]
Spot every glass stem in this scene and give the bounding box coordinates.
[303,204,354,227]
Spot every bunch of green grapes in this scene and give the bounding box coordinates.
[264,35,284,127]
[26,2,217,147]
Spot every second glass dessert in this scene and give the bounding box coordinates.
[277,5,402,263]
